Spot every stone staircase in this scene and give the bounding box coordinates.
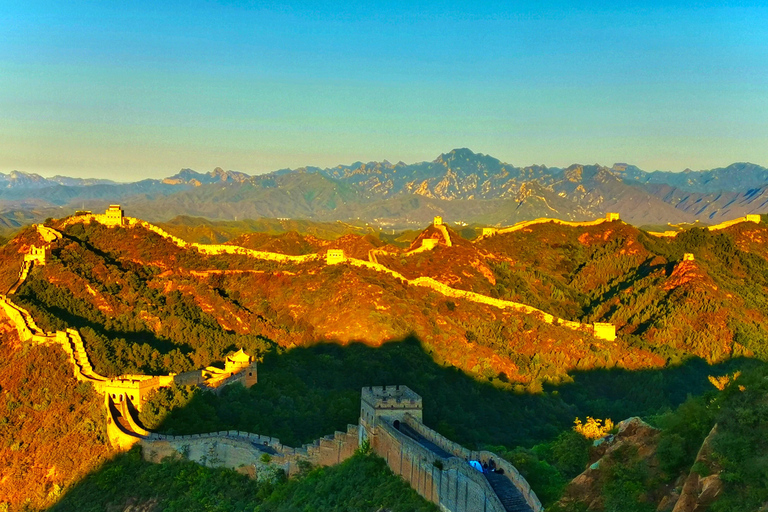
[484,471,534,512]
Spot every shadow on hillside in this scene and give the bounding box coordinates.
[144,335,758,449]
[44,334,763,511]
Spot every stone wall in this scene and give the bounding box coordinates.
[707,215,762,231]
[471,450,544,511]
[35,224,62,243]
[647,215,762,238]
[494,216,610,236]
[371,420,508,512]
[345,257,616,340]
[192,243,317,263]
[139,424,360,477]
[436,224,453,247]
[73,211,618,341]
[401,416,544,511]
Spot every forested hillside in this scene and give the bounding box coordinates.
[4,213,768,510]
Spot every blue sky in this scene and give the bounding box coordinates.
[1,1,767,178]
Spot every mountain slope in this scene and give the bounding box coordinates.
[2,149,768,228]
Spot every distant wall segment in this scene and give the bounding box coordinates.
[64,206,618,341]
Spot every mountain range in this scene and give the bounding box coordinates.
[3,149,768,230]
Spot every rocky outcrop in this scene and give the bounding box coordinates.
[672,425,722,512]
[556,417,662,510]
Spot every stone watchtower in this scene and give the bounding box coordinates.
[224,348,258,387]
[24,245,46,266]
[360,385,423,441]
[326,249,345,265]
[605,212,620,222]
[433,216,443,226]
[103,205,124,226]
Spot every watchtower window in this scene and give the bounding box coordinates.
[393,420,400,430]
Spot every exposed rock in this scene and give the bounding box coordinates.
[556,417,662,510]
[672,425,722,512]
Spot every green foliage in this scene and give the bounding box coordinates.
[597,444,655,512]
[260,452,437,512]
[707,366,768,511]
[651,395,713,477]
[52,448,437,512]
[548,431,592,477]
[502,447,567,507]
[14,243,275,376]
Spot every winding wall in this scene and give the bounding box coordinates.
[494,217,609,235]
[66,211,616,340]
[647,215,761,238]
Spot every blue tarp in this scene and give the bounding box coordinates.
[469,460,483,472]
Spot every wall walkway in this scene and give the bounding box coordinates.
[369,417,540,512]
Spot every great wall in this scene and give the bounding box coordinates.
[2,206,764,510]
[61,207,620,340]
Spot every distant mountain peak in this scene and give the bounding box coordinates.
[434,148,483,164]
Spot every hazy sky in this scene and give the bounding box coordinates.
[1,1,767,179]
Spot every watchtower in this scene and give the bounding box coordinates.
[683,253,695,262]
[326,249,345,265]
[360,385,423,433]
[24,245,46,266]
[606,212,620,222]
[593,322,617,341]
[482,227,496,237]
[746,214,761,224]
[224,348,257,387]
[103,205,124,226]
[433,216,443,226]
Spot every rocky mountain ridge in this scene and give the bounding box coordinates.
[3,149,768,228]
